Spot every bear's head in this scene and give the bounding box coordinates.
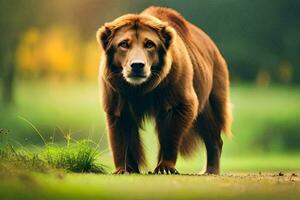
[97,14,175,87]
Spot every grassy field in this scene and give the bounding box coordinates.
[1,80,300,199]
[1,80,300,151]
[0,171,299,200]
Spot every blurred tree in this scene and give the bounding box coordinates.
[0,0,38,105]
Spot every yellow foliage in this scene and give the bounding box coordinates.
[40,27,79,76]
[17,26,98,80]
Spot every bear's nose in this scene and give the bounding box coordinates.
[131,62,145,71]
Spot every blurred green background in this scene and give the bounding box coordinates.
[0,0,299,172]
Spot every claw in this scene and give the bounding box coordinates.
[154,162,179,175]
[160,167,164,174]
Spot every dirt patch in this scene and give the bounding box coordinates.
[154,172,300,183]
[221,172,299,182]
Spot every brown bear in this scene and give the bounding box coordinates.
[97,6,232,175]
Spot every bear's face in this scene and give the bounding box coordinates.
[98,15,175,86]
[110,25,161,85]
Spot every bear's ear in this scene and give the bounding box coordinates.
[159,26,175,49]
[96,24,113,50]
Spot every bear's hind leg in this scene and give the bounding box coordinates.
[195,102,223,175]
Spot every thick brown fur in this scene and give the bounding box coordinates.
[97,6,232,175]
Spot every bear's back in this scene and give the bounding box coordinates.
[142,6,217,67]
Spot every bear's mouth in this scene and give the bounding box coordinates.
[125,73,148,85]
[127,73,147,78]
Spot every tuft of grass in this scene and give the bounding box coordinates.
[0,117,108,174]
[0,140,108,173]
[44,140,107,173]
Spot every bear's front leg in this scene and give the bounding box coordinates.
[154,101,197,174]
[106,112,145,174]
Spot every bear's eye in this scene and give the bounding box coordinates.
[145,40,155,49]
[118,40,129,49]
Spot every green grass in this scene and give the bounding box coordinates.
[1,80,300,154]
[1,80,300,172]
[0,139,107,173]
[1,80,300,199]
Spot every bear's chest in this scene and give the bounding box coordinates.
[125,90,174,117]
